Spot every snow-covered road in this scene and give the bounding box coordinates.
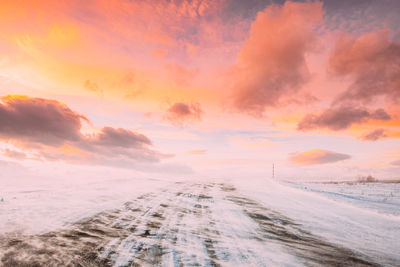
[0,182,381,266]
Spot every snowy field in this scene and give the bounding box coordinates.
[284,181,400,216]
[235,179,400,266]
[0,174,173,235]
[0,175,399,266]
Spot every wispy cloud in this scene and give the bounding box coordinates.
[289,149,351,165]
[360,128,386,141]
[187,150,207,155]
[391,160,400,166]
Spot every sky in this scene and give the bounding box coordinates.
[0,0,399,181]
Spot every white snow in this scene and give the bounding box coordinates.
[98,182,301,266]
[1,173,399,265]
[0,174,172,234]
[286,181,400,216]
[233,178,400,265]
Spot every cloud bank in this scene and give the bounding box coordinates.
[0,95,169,169]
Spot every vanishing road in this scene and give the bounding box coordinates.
[0,182,380,266]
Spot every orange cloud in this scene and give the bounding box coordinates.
[59,144,86,158]
[83,80,102,96]
[0,0,228,105]
[231,1,323,116]
[289,149,351,165]
[2,149,26,160]
[2,0,398,140]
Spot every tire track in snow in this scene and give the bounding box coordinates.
[0,182,379,266]
[223,191,378,266]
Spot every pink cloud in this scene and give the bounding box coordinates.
[2,149,26,160]
[360,128,386,141]
[89,127,151,148]
[231,1,323,116]
[165,102,202,126]
[330,30,400,104]
[289,149,351,165]
[298,106,391,131]
[0,95,87,146]
[297,29,400,134]
[0,95,168,168]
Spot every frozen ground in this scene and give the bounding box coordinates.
[234,179,400,266]
[284,181,400,216]
[0,175,172,234]
[0,176,399,266]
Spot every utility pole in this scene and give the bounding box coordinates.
[272,163,275,179]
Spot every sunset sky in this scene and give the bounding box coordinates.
[1,0,400,181]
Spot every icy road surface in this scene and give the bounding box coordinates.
[0,182,385,266]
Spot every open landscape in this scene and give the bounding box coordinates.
[1,176,399,266]
[0,0,399,265]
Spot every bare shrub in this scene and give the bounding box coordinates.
[357,175,377,183]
